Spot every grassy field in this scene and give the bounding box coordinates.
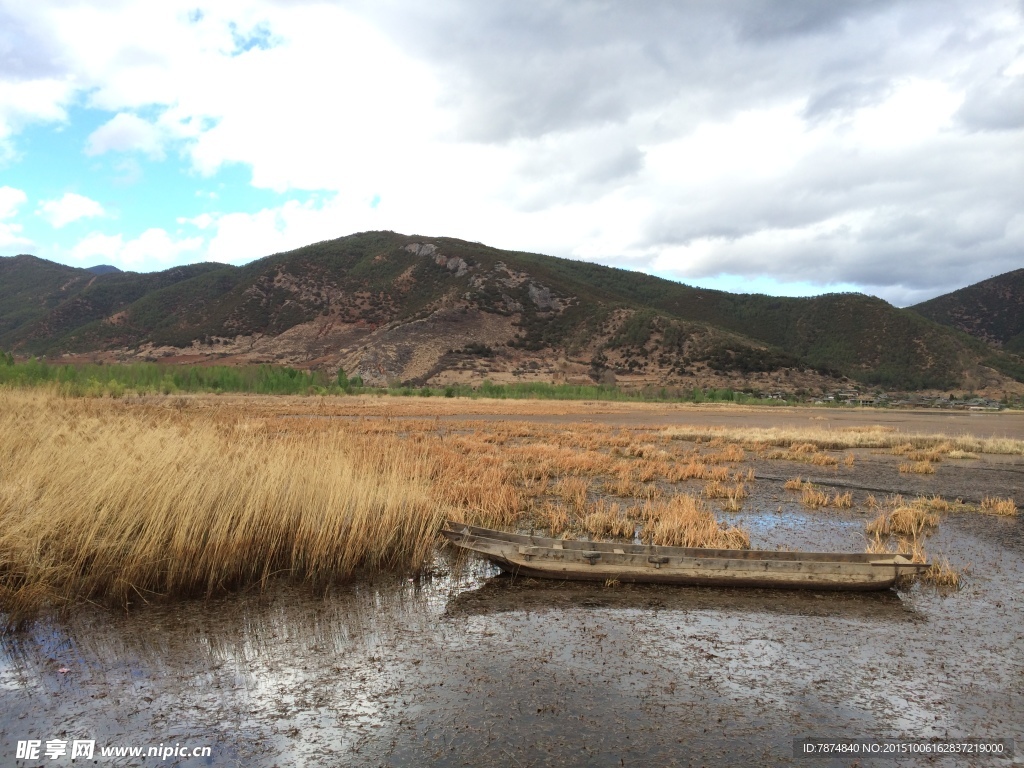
[0,356,789,403]
[1,390,1018,624]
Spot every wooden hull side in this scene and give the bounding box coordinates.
[440,524,921,592]
[443,522,903,565]
[486,555,897,591]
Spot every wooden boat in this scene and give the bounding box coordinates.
[441,521,930,591]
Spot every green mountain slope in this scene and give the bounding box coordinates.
[911,269,1024,353]
[2,232,1021,392]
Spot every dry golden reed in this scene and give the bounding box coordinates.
[831,492,853,509]
[535,501,569,536]
[583,501,635,539]
[921,557,964,589]
[810,452,840,467]
[639,495,750,549]
[866,506,939,537]
[899,461,936,475]
[800,484,830,509]
[0,391,454,622]
[553,476,590,513]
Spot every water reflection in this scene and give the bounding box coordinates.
[444,575,919,623]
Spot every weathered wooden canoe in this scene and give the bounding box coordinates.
[441,522,930,591]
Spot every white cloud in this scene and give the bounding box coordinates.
[196,195,385,264]
[38,192,105,227]
[70,232,124,263]
[0,78,72,162]
[85,112,166,158]
[0,185,32,251]
[69,228,202,269]
[0,186,27,219]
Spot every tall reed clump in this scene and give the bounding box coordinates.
[639,495,750,549]
[866,506,939,537]
[0,390,447,623]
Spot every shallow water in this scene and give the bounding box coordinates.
[2,509,1022,767]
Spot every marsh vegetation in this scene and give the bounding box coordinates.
[1,390,1019,624]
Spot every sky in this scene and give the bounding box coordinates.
[1,0,1022,306]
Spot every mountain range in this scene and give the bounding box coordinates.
[2,231,1022,395]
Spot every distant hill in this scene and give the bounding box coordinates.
[911,269,1024,353]
[86,264,122,275]
[2,232,1023,394]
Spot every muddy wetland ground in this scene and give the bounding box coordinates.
[1,393,1022,766]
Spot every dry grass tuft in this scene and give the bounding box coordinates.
[920,557,965,589]
[831,492,853,509]
[705,444,746,463]
[980,496,1018,516]
[603,471,642,498]
[947,449,977,460]
[899,461,936,475]
[866,506,938,537]
[810,452,840,467]
[916,494,951,512]
[583,501,635,539]
[783,476,805,491]
[703,481,747,510]
[536,501,569,536]
[864,534,896,555]
[800,484,830,509]
[865,534,963,589]
[898,536,928,565]
[638,495,750,549]
[553,477,590,513]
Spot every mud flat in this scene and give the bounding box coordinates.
[2,507,1021,767]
